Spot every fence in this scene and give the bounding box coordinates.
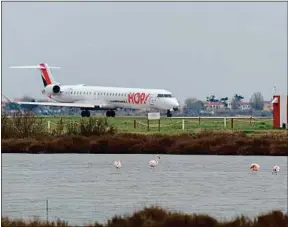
[28,116,274,134]
[170,116,272,130]
[133,116,273,132]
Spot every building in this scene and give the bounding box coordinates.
[238,102,251,110]
[204,101,231,111]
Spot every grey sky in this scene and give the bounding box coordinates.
[2,2,287,103]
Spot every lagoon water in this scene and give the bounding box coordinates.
[2,154,287,226]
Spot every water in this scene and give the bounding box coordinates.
[2,154,287,226]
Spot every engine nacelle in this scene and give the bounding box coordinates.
[43,84,61,95]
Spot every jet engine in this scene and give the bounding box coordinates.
[43,84,61,95]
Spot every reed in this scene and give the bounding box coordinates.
[2,206,288,227]
[2,131,287,155]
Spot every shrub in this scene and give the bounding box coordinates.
[1,111,117,139]
[2,207,288,227]
[1,111,46,138]
[78,117,117,136]
[57,117,117,136]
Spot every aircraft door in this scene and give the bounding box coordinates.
[149,93,157,106]
[94,92,99,101]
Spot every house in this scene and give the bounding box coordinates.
[238,100,272,111]
[204,101,231,110]
[263,101,272,111]
[238,101,251,110]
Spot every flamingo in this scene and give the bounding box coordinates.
[149,155,160,168]
[250,163,260,171]
[114,160,121,169]
[272,165,280,174]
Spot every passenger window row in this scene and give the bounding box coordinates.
[63,91,128,96]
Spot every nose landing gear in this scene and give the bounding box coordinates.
[166,110,172,117]
[106,110,116,117]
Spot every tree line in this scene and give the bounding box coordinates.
[184,92,266,112]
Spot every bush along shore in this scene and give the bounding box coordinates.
[1,111,288,155]
[2,206,288,227]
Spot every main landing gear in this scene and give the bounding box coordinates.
[166,110,172,117]
[81,110,91,117]
[80,110,116,117]
[106,110,116,117]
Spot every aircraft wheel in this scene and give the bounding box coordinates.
[81,110,90,117]
[166,110,172,117]
[106,110,116,117]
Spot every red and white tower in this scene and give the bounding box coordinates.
[272,95,288,129]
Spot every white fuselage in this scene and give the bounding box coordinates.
[9,62,181,116]
[45,84,180,111]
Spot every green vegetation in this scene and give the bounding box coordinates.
[2,111,287,155]
[1,111,117,138]
[2,206,288,227]
[33,114,273,135]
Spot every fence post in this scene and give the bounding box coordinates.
[46,199,49,223]
[134,120,136,129]
[198,117,201,125]
[231,118,234,129]
[182,119,185,130]
[224,118,227,129]
[47,121,51,132]
[147,119,150,132]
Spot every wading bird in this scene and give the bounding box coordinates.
[114,160,121,169]
[272,165,280,174]
[250,163,260,171]
[149,155,160,169]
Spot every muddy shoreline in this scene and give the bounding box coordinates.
[2,132,288,155]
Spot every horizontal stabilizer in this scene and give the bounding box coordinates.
[2,94,13,103]
[9,65,61,69]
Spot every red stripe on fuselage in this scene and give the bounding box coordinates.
[39,63,52,85]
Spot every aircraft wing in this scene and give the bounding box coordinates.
[15,101,114,109]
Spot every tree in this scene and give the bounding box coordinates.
[5,102,20,111]
[249,92,264,110]
[184,98,204,112]
[234,94,244,101]
[231,94,244,110]
[219,97,229,107]
[206,95,219,102]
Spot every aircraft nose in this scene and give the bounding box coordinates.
[172,99,180,111]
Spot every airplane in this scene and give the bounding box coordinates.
[9,62,180,117]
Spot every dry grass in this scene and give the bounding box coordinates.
[2,206,288,227]
[2,131,288,155]
[1,111,117,138]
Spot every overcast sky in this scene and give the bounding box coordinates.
[2,2,287,103]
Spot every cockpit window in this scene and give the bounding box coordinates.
[157,94,172,98]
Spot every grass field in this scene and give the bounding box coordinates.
[39,115,277,134]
